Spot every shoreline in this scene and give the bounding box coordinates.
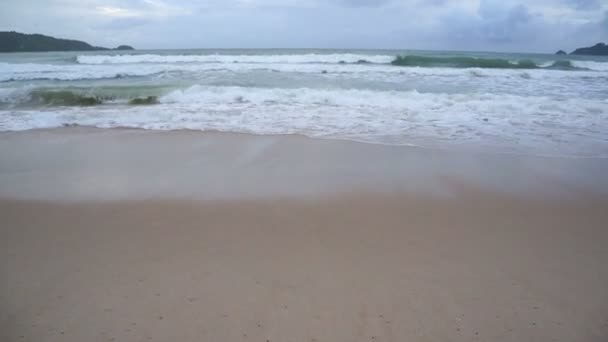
[1,127,607,202]
[8,125,607,160]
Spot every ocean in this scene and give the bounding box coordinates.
[0,49,607,157]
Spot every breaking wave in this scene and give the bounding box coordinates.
[76,53,394,65]
[2,49,608,157]
[0,86,168,107]
[1,85,606,157]
[391,55,588,70]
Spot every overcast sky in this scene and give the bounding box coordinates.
[1,0,607,52]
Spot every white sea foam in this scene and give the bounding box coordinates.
[1,85,606,156]
[76,53,395,65]
[2,61,607,84]
[0,86,34,106]
[75,54,608,73]
[571,60,608,71]
[2,50,608,157]
[0,62,179,81]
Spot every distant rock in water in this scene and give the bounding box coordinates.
[571,43,608,56]
[0,31,133,52]
[114,45,135,51]
[555,50,567,55]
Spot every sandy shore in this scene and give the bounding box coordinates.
[1,128,608,342]
[1,127,607,201]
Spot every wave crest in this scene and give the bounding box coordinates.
[76,53,394,65]
[0,86,168,107]
[391,55,591,70]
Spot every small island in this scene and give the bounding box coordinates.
[0,31,134,53]
[555,50,567,55]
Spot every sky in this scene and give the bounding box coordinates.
[1,0,607,52]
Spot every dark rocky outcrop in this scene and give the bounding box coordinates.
[555,50,567,55]
[0,31,134,52]
[571,43,608,56]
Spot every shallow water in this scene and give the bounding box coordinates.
[1,49,607,157]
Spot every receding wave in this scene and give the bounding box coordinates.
[391,55,589,70]
[76,53,394,65]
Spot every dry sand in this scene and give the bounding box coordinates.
[1,128,608,342]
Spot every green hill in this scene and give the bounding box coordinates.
[571,43,608,56]
[0,31,134,52]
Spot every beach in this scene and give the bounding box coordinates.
[1,128,608,342]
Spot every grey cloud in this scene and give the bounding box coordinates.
[438,1,535,47]
[481,4,532,43]
[99,18,152,30]
[563,0,602,10]
[0,0,606,52]
[335,0,391,7]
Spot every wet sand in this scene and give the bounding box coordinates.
[1,128,608,342]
